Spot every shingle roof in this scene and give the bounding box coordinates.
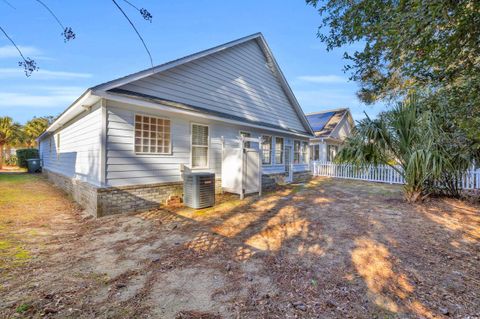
[306,108,349,137]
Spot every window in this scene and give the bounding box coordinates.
[240,131,251,148]
[55,133,60,159]
[275,137,284,164]
[134,114,171,154]
[310,144,320,161]
[293,140,300,164]
[191,124,209,168]
[327,145,338,162]
[301,142,309,163]
[261,135,272,165]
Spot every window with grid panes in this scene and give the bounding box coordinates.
[261,135,272,165]
[134,114,171,154]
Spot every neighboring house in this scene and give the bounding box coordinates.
[38,33,314,217]
[307,108,354,162]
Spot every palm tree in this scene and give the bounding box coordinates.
[23,117,50,147]
[335,95,470,202]
[0,117,22,169]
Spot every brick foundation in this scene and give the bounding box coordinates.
[262,173,288,191]
[293,170,312,183]
[42,169,222,217]
[262,170,312,191]
[96,182,184,217]
[43,168,311,217]
[42,169,98,215]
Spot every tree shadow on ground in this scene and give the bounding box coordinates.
[2,176,479,318]
[140,177,480,318]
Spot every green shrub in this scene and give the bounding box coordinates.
[16,149,39,168]
[5,155,18,166]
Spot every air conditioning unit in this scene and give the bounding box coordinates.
[183,172,215,209]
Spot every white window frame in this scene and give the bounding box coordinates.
[190,123,210,169]
[274,136,284,165]
[327,144,338,162]
[301,141,309,164]
[261,135,272,166]
[134,113,172,155]
[293,140,301,164]
[310,144,320,161]
[239,130,251,148]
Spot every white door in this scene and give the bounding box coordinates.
[284,145,293,183]
[243,149,260,194]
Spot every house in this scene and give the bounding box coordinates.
[38,33,314,217]
[307,108,354,162]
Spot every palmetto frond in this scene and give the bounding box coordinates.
[336,94,472,201]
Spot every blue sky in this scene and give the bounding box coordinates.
[0,0,385,124]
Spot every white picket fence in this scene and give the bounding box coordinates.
[311,161,480,190]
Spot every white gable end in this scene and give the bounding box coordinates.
[115,39,308,133]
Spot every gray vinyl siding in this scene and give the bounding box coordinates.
[39,103,102,185]
[105,100,309,187]
[117,39,307,133]
[330,114,352,140]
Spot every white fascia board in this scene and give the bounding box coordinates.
[38,90,100,140]
[94,90,313,139]
[329,110,349,138]
[311,136,342,143]
[306,107,349,116]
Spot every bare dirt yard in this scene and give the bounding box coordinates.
[0,173,479,318]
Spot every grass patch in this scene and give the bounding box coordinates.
[0,239,32,269]
[0,174,44,270]
[16,303,30,313]
[0,174,48,205]
[88,272,110,285]
[0,173,38,183]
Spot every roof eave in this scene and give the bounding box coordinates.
[38,89,101,139]
[96,89,314,138]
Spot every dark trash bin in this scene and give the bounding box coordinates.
[26,158,41,173]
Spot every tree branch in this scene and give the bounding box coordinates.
[121,0,153,22]
[0,26,38,76]
[112,0,153,67]
[34,0,75,42]
[1,0,15,9]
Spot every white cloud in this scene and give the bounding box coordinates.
[0,68,92,79]
[297,75,347,84]
[0,45,43,59]
[0,86,84,108]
